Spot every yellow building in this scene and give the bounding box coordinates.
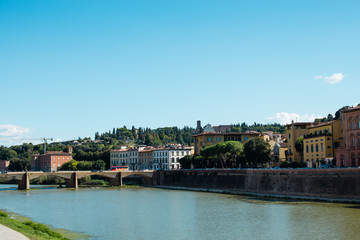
[193,132,260,154]
[286,122,315,163]
[139,148,153,170]
[303,120,342,167]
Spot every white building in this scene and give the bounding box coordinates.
[110,145,192,170]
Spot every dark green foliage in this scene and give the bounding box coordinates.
[96,126,194,147]
[93,160,106,170]
[0,211,8,218]
[334,106,350,120]
[243,137,271,166]
[179,155,192,169]
[8,159,30,171]
[201,141,243,168]
[59,159,106,171]
[231,122,286,133]
[59,160,78,171]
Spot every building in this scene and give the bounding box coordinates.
[110,145,192,170]
[336,106,360,167]
[138,148,153,170]
[0,160,10,171]
[31,146,73,172]
[286,122,315,163]
[303,120,342,167]
[192,131,261,155]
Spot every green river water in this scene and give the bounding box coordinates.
[1,184,360,240]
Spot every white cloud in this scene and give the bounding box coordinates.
[267,112,324,125]
[0,124,35,147]
[0,125,31,137]
[315,72,345,84]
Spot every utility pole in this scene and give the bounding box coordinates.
[42,138,54,154]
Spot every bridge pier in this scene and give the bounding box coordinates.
[18,172,30,190]
[65,172,78,189]
[152,171,163,185]
[109,172,122,187]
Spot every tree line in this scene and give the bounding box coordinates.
[1,123,288,171]
[180,137,272,169]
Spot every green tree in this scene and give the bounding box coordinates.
[60,160,78,171]
[200,141,243,168]
[77,161,93,170]
[179,155,192,169]
[8,159,30,171]
[243,137,271,167]
[93,160,106,170]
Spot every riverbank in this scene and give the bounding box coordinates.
[157,168,360,202]
[0,210,69,240]
[152,185,360,203]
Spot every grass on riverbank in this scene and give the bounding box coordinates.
[0,210,69,240]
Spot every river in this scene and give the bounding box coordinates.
[1,184,360,240]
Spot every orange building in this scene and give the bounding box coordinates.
[31,146,73,172]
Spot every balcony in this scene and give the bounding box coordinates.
[304,131,332,139]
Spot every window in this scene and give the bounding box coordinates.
[358,121,360,129]
[208,137,212,142]
[244,137,248,141]
[352,138,355,147]
[217,137,221,141]
[311,145,314,153]
[321,143,323,152]
[358,136,360,147]
[288,134,291,140]
[306,145,309,153]
[315,144,319,152]
[351,122,354,130]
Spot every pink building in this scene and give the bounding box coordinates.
[336,106,360,167]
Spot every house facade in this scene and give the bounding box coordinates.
[336,106,360,167]
[303,120,342,167]
[31,146,73,172]
[110,145,192,170]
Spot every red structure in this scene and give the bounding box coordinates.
[31,146,73,172]
[336,106,360,167]
[0,160,10,171]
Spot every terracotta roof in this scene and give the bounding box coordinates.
[308,120,338,129]
[285,122,314,126]
[139,150,153,153]
[43,151,71,155]
[343,106,360,113]
[192,132,260,137]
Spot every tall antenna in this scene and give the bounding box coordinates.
[42,138,54,154]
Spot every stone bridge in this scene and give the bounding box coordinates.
[0,170,156,190]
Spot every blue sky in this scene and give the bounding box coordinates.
[1,0,359,146]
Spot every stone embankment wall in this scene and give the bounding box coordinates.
[156,169,360,201]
